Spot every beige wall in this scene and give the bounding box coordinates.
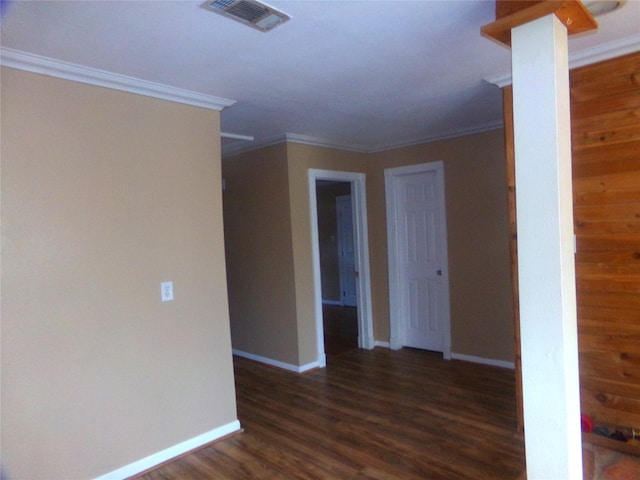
[1,68,238,479]
[286,143,368,365]
[222,144,299,364]
[222,143,367,366]
[223,132,514,366]
[368,129,515,361]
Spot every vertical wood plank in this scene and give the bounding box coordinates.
[503,85,524,434]
[572,51,640,433]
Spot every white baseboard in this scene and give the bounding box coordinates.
[232,349,319,373]
[451,352,515,370]
[94,420,241,480]
[373,344,512,369]
[322,299,343,306]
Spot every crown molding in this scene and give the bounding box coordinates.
[485,34,640,87]
[221,132,254,141]
[222,132,370,157]
[222,120,505,158]
[484,72,514,89]
[222,134,288,157]
[569,33,640,69]
[283,133,369,153]
[0,48,236,111]
[368,120,505,154]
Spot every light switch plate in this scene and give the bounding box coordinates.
[161,281,174,302]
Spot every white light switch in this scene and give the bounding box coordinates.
[161,281,174,302]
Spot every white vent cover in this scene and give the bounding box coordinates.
[204,0,289,32]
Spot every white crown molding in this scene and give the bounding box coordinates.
[485,34,640,87]
[485,72,513,89]
[570,33,640,69]
[222,133,288,157]
[0,47,236,111]
[369,120,505,153]
[222,132,369,157]
[222,121,505,158]
[284,133,369,153]
[221,132,254,141]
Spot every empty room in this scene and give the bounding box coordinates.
[1,1,639,479]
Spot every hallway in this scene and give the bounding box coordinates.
[323,304,358,360]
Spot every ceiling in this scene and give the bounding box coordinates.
[1,1,639,155]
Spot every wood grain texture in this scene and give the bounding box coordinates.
[570,53,640,102]
[482,1,597,47]
[502,85,524,434]
[495,1,545,20]
[504,51,640,450]
[322,305,358,359]
[131,349,526,479]
[572,52,640,434]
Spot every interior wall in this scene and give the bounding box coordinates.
[570,51,640,432]
[285,143,368,365]
[222,143,299,365]
[0,67,238,479]
[223,133,514,366]
[367,129,515,362]
[223,143,369,367]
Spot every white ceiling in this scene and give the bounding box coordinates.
[1,1,639,154]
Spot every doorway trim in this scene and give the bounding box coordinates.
[385,161,451,359]
[309,169,374,367]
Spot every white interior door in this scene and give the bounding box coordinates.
[386,162,450,356]
[337,195,357,307]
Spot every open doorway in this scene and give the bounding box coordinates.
[309,169,374,367]
[316,181,358,359]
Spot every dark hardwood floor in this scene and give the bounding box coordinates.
[133,348,526,479]
[323,305,358,359]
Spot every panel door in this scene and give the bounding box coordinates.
[337,195,357,307]
[394,170,445,352]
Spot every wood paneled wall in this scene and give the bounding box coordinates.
[571,52,640,431]
[502,83,524,433]
[504,51,640,434]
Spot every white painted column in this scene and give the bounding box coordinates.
[511,15,582,479]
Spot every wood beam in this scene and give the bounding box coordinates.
[482,0,597,47]
[496,1,546,19]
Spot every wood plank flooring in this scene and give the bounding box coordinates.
[133,348,525,479]
[323,305,358,359]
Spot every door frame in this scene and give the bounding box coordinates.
[309,169,374,367]
[385,161,451,359]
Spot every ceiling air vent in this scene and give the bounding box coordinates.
[204,0,290,32]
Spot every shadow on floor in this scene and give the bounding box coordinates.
[323,304,358,359]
